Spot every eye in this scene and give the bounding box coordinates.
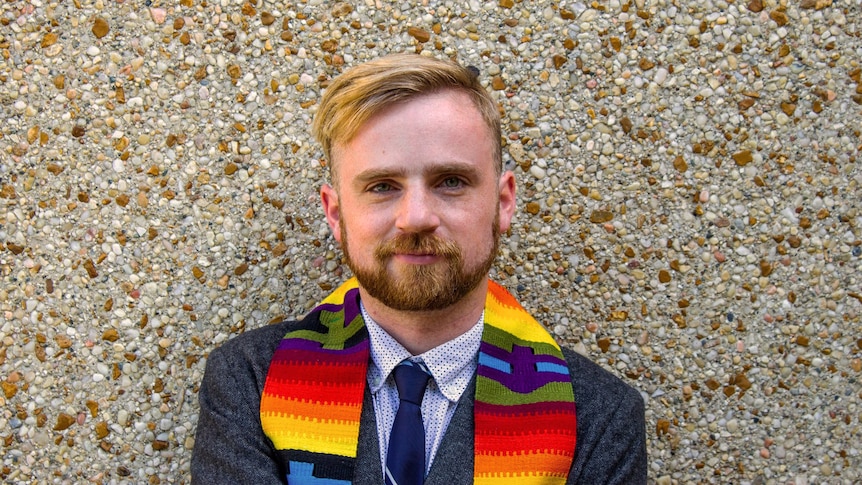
[439,177,464,189]
[369,182,395,193]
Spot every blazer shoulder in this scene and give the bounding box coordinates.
[560,347,643,408]
[206,315,318,374]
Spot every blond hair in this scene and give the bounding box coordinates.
[312,53,501,184]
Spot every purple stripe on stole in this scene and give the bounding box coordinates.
[477,341,569,393]
[276,338,368,353]
[479,341,569,366]
[340,288,362,327]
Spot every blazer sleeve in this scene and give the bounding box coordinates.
[564,348,648,485]
[191,323,293,485]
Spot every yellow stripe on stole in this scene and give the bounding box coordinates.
[475,474,567,485]
[261,412,362,457]
[484,282,560,348]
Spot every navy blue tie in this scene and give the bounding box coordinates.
[385,361,431,485]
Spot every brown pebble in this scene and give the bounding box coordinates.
[705,378,720,390]
[83,259,98,278]
[787,235,802,248]
[748,0,764,12]
[6,243,25,255]
[41,32,59,48]
[800,0,832,10]
[92,17,110,39]
[407,27,431,43]
[658,269,671,283]
[55,334,73,349]
[102,329,119,342]
[620,117,633,134]
[272,242,289,257]
[225,162,238,175]
[261,12,275,25]
[54,413,76,431]
[769,10,789,26]
[491,76,506,91]
[656,419,670,436]
[552,54,567,69]
[192,266,205,281]
[589,210,613,223]
[227,64,241,79]
[526,202,540,215]
[86,400,99,417]
[638,58,655,71]
[1,381,17,399]
[781,102,796,116]
[72,125,86,138]
[95,421,110,439]
[332,3,353,17]
[673,156,688,172]
[597,337,611,353]
[732,150,753,166]
[152,439,169,451]
[739,98,756,110]
[499,0,515,8]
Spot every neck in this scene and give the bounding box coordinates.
[358,279,488,355]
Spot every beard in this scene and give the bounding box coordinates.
[340,220,500,312]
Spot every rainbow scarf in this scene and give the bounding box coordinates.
[260,278,577,484]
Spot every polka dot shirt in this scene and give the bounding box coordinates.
[362,301,483,476]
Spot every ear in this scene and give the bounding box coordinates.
[497,171,516,233]
[320,183,343,243]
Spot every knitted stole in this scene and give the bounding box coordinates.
[260,278,577,484]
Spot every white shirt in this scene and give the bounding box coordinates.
[361,302,483,476]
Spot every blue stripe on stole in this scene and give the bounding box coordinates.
[536,361,570,375]
[286,461,352,485]
[478,351,512,373]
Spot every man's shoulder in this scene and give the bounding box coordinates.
[208,317,309,366]
[560,347,643,408]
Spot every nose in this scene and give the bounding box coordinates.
[395,186,440,234]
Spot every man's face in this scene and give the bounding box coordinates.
[320,89,516,312]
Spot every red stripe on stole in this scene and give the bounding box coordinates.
[474,403,576,454]
[264,352,366,404]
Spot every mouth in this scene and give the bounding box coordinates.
[391,252,442,264]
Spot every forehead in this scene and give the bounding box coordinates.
[330,89,496,181]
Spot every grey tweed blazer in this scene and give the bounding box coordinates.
[191,316,646,484]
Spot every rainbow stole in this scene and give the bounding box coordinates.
[260,278,577,484]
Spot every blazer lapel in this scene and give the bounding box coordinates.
[352,376,477,484]
[424,377,476,485]
[353,385,384,485]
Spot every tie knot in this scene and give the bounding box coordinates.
[393,361,431,405]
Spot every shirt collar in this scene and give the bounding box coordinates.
[362,301,484,403]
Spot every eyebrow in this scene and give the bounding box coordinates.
[353,162,483,186]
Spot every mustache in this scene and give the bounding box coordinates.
[374,233,461,259]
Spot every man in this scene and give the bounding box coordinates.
[191,53,646,484]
